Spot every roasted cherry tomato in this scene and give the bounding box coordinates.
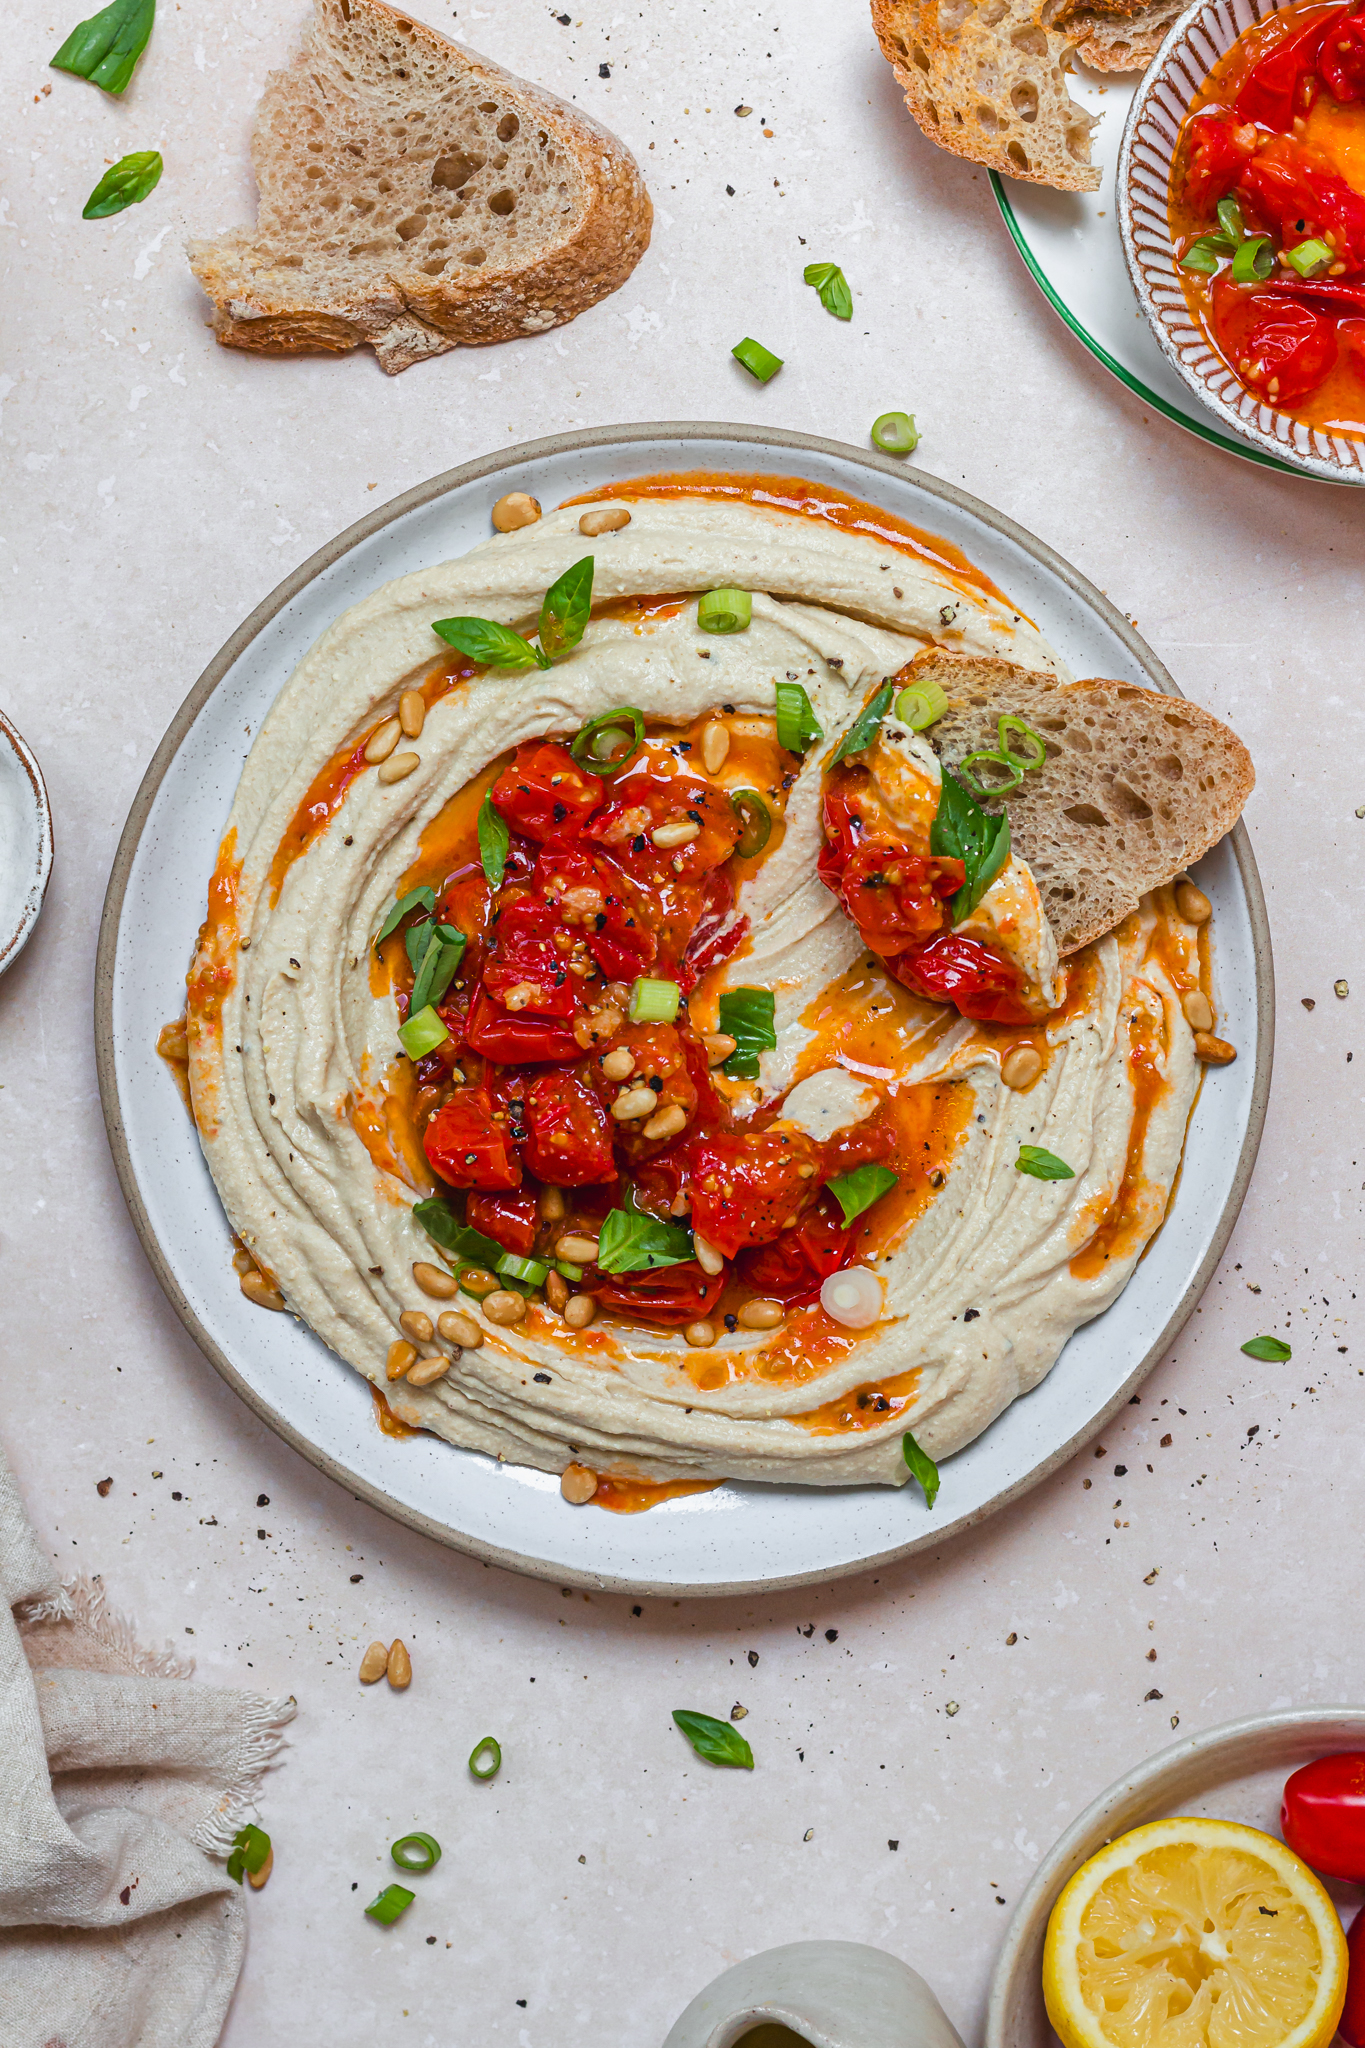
[819,838,960,959]
[739,1191,855,1305]
[588,1260,726,1327]
[463,985,580,1064]
[1340,1902,1365,2048]
[490,742,603,843]
[534,843,659,984]
[519,1070,617,1185]
[481,895,581,1021]
[1237,132,1365,274]
[894,932,1033,1025]
[586,764,741,884]
[687,1128,824,1259]
[423,1090,522,1190]
[1210,276,1340,402]
[680,869,747,991]
[1281,1752,1365,1881]
[1180,110,1259,212]
[1233,11,1331,128]
[1321,8,1365,99]
[466,1189,538,1257]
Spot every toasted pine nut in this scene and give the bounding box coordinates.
[702,1033,737,1067]
[539,1185,568,1222]
[574,1005,623,1050]
[701,720,730,774]
[557,1233,600,1264]
[612,1085,659,1121]
[578,505,631,535]
[601,1046,635,1081]
[545,1270,569,1313]
[692,1232,725,1277]
[492,491,541,532]
[561,1462,599,1503]
[241,1270,286,1311]
[359,1639,390,1684]
[643,1103,688,1142]
[399,1309,434,1343]
[387,1339,418,1380]
[248,1847,274,1890]
[483,1289,528,1325]
[1182,989,1214,1032]
[1000,1044,1042,1092]
[437,1309,483,1348]
[232,1247,254,1274]
[564,1294,598,1329]
[652,820,701,850]
[364,716,402,764]
[407,1353,451,1387]
[378,750,420,785]
[684,1320,716,1347]
[458,1266,499,1299]
[1194,1032,1237,1065]
[737,1298,785,1330]
[412,1260,459,1299]
[1175,880,1212,925]
[158,1018,189,1061]
[387,1639,412,1690]
[399,689,426,738]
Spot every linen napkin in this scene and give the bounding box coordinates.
[0,1440,295,2048]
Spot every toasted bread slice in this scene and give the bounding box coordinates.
[188,0,652,373]
[1062,0,1182,70]
[906,651,1254,953]
[871,0,1100,193]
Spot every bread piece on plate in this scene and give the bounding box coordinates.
[1061,0,1183,70]
[908,650,1254,954]
[871,0,1100,192]
[188,0,652,373]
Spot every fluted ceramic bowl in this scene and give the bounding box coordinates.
[1118,0,1365,482]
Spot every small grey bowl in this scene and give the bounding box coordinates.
[662,1941,966,2048]
[1117,0,1365,483]
[0,710,53,977]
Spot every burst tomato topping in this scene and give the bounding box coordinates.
[687,1128,824,1259]
[424,1090,521,1190]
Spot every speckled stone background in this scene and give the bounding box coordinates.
[5,0,1365,2038]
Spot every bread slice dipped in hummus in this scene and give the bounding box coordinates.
[180,477,1252,1509]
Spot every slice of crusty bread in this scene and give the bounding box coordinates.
[871,0,1100,193]
[1061,0,1183,70]
[903,650,1254,954]
[188,0,652,373]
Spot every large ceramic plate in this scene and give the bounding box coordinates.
[96,423,1273,1596]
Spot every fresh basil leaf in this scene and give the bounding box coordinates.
[930,770,1011,921]
[718,986,777,1080]
[82,148,162,219]
[412,1198,504,1272]
[1015,1144,1075,1181]
[902,1431,940,1508]
[775,681,824,756]
[832,680,896,765]
[538,554,594,663]
[825,1164,898,1226]
[803,260,853,321]
[431,616,543,670]
[375,885,435,948]
[672,1709,754,1769]
[409,922,466,1015]
[596,1206,694,1273]
[52,0,154,93]
[1241,1335,1291,1362]
[478,791,509,890]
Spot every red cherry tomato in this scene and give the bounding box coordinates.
[687,1128,824,1259]
[1340,1902,1365,2048]
[818,837,960,959]
[1282,1753,1365,1881]
[1237,132,1365,274]
[588,1260,726,1327]
[481,895,581,1021]
[519,1070,618,1186]
[490,742,603,843]
[739,1191,855,1305]
[586,766,741,883]
[463,985,580,1064]
[1210,277,1340,402]
[423,1090,522,1190]
[1233,12,1331,128]
[894,932,1033,1025]
[1321,9,1365,99]
[1181,110,1259,212]
[466,1189,538,1257]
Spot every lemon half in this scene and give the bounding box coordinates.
[1042,1816,1348,2048]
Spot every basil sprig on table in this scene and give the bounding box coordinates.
[1015,1145,1075,1182]
[825,1163,898,1225]
[411,1199,504,1273]
[477,790,509,889]
[803,261,853,321]
[832,679,896,765]
[596,1201,694,1273]
[226,1823,271,1885]
[1242,1335,1292,1362]
[83,149,162,219]
[52,0,154,93]
[431,556,594,672]
[672,1710,754,1770]
[902,1432,940,1509]
[930,771,1011,923]
[717,987,777,1079]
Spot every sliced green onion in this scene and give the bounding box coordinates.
[570,707,644,776]
[555,1259,584,1283]
[697,587,752,634]
[391,1832,442,1873]
[469,1735,502,1780]
[226,1823,271,1884]
[496,1253,549,1286]
[366,1883,415,1924]
[894,679,949,731]
[398,1005,450,1060]
[732,336,783,382]
[729,788,772,858]
[629,976,682,1024]
[996,715,1046,772]
[871,410,920,456]
[902,1431,940,1508]
[956,748,1024,799]
[1230,234,1275,283]
[1179,235,1233,274]
[1216,195,1246,243]
[774,681,823,756]
[1285,237,1333,278]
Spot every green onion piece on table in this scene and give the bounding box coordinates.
[1285,238,1333,278]
[832,679,895,765]
[1241,1335,1292,1362]
[83,149,162,219]
[411,1199,504,1273]
[430,615,543,669]
[1015,1144,1075,1181]
[672,1709,754,1769]
[717,986,777,1079]
[930,772,1011,921]
[570,706,644,775]
[629,976,681,1024]
[496,1252,550,1287]
[366,1883,415,1924]
[894,679,949,730]
[697,587,752,634]
[774,681,823,756]
[825,1163,898,1225]
[803,260,853,319]
[477,790,509,889]
[1231,235,1275,283]
[52,0,155,94]
[732,336,783,382]
[728,788,772,858]
[871,411,920,456]
[225,1823,271,1884]
[596,1206,694,1273]
[390,1832,442,1873]
[902,1431,940,1508]
[398,1004,450,1061]
[468,1735,502,1781]
[996,715,1047,772]
[375,885,436,948]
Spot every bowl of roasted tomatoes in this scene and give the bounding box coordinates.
[1119,0,1365,480]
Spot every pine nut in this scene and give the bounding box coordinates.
[387,1639,412,1690]
[437,1309,483,1348]
[1182,990,1214,1033]
[378,751,420,785]
[412,1260,459,1299]
[232,1247,254,1274]
[557,1233,600,1264]
[491,491,541,532]
[601,1046,635,1081]
[578,505,631,535]
[483,1289,528,1325]
[643,1103,688,1142]
[612,1085,659,1121]
[701,720,730,774]
[1194,1032,1236,1065]
[364,716,402,764]
[399,689,426,738]
[574,1005,623,1049]
[652,820,701,850]
[359,1639,390,1684]
[564,1294,598,1329]
[240,1270,286,1311]
[406,1353,451,1387]
[737,1298,785,1330]
[693,1232,725,1277]
[560,1462,599,1503]
[539,1185,568,1222]
[1175,881,1212,925]
[387,1339,417,1380]
[1000,1044,1042,1092]
[545,1270,569,1313]
[703,1033,737,1067]
[399,1309,434,1343]
[684,1320,716,1347]
[248,1847,274,1890]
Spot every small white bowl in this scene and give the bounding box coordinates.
[663,1940,966,2048]
[0,711,53,977]
[1118,0,1365,483]
[984,1705,1365,2048]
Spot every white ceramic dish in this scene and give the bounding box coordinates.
[662,1941,965,2048]
[0,710,54,978]
[985,1705,1365,2048]
[95,422,1273,1596]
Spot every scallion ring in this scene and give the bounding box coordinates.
[629,976,682,1024]
[570,707,644,777]
[496,1253,549,1287]
[698,587,752,635]
[1285,237,1333,278]
[1230,234,1274,283]
[893,680,948,731]
[996,715,1046,772]
[956,748,1024,799]
[729,788,772,858]
[871,410,919,456]
[391,1831,442,1873]
[469,1735,502,1781]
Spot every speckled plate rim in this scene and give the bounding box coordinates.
[94,421,1274,1596]
[985,1705,1365,2048]
[0,708,55,978]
